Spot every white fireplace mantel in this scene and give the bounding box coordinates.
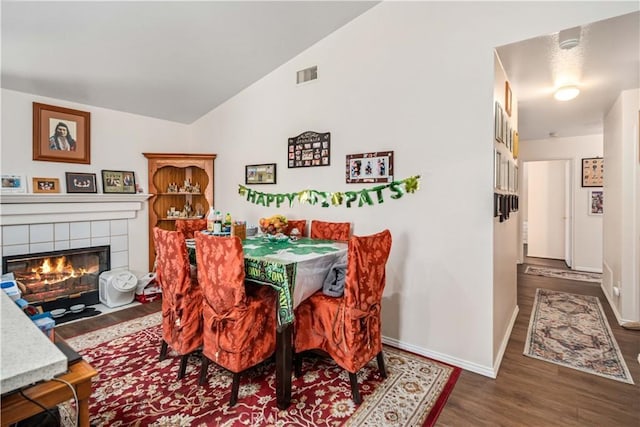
[0,194,151,225]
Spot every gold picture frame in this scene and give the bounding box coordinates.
[32,177,61,193]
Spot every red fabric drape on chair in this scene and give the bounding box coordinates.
[175,218,208,239]
[310,220,351,241]
[195,233,277,404]
[153,228,203,377]
[294,229,392,402]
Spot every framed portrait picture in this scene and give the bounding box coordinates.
[494,101,503,144]
[245,163,276,185]
[1,175,27,194]
[582,157,603,187]
[33,103,91,165]
[32,177,60,194]
[589,190,603,215]
[101,170,136,193]
[346,151,394,184]
[65,172,97,193]
[288,131,330,168]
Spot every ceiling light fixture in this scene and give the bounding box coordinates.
[554,85,580,101]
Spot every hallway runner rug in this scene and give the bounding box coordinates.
[524,288,634,384]
[62,312,461,426]
[524,265,602,283]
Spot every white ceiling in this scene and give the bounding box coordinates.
[1,1,378,124]
[2,3,638,141]
[497,11,639,141]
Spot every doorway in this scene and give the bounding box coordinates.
[523,160,573,266]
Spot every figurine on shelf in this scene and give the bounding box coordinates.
[194,182,201,193]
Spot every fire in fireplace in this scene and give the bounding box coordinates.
[2,246,110,311]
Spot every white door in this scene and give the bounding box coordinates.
[527,160,566,260]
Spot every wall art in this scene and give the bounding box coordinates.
[346,151,394,184]
[245,163,276,184]
[582,157,603,187]
[65,172,97,193]
[33,103,91,164]
[102,170,136,193]
[287,131,330,168]
[32,177,60,193]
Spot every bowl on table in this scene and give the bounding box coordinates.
[246,226,258,237]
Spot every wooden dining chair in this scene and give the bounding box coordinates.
[293,229,392,404]
[285,219,307,237]
[194,233,277,406]
[175,218,208,239]
[152,227,203,379]
[310,220,351,241]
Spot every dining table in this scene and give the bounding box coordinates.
[187,234,347,409]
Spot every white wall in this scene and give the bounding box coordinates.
[603,88,640,323]
[492,53,518,369]
[189,2,637,375]
[1,89,191,273]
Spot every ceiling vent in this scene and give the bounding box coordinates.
[558,26,581,50]
[297,66,318,84]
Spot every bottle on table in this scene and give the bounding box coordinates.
[207,207,215,232]
[224,213,232,233]
[213,210,222,233]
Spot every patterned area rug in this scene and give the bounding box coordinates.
[524,265,602,283]
[524,288,634,384]
[62,312,460,426]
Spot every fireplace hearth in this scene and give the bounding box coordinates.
[2,245,110,311]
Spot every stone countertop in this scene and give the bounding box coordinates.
[0,292,67,394]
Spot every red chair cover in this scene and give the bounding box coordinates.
[175,218,208,239]
[195,234,276,374]
[294,229,392,374]
[310,220,351,241]
[285,219,307,237]
[153,227,203,356]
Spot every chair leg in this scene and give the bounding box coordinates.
[230,373,241,407]
[199,356,210,386]
[178,354,189,379]
[349,372,362,404]
[159,340,168,361]
[376,351,387,378]
[294,353,302,377]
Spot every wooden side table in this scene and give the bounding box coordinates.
[1,360,97,427]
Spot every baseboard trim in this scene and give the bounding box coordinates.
[599,283,634,325]
[382,336,496,378]
[493,305,519,376]
[573,265,603,273]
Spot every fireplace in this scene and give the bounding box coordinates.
[2,245,110,311]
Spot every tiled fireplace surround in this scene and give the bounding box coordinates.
[0,194,149,273]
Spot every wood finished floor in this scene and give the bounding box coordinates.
[56,256,640,426]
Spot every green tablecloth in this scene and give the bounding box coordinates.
[187,237,346,326]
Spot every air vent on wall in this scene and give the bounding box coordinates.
[297,66,318,84]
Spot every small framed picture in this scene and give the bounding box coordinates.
[32,177,61,194]
[32,103,91,165]
[589,190,603,215]
[582,157,603,187]
[101,170,136,193]
[346,151,394,183]
[1,175,27,194]
[245,163,276,185]
[65,172,97,193]
[505,81,513,117]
